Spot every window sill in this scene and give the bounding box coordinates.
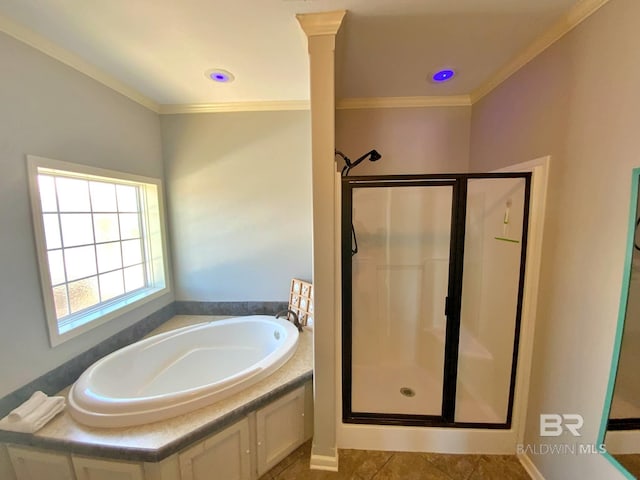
[51,286,170,347]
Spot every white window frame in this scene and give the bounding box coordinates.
[27,155,171,347]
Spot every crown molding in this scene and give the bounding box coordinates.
[567,0,610,24]
[337,95,472,110]
[159,100,310,115]
[0,0,610,115]
[160,96,473,114]
[296,10,347,37]
[0,13,160,113]
[470,0,611,104]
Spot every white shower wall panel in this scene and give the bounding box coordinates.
[352,260,450,368]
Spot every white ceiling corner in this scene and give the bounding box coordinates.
[0,11,160,112]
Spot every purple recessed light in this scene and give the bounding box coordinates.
[206,69,235,83]
[433,69,455,83]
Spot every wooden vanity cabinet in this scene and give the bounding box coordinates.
[4,381,313,480]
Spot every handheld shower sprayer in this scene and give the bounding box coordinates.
[335,148,383,256]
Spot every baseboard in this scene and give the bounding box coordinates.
[518,453,546,480]
[309,449,339,472]
[338,424,517,453]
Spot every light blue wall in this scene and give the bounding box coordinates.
[161,111,312,301]
[0,32,172,397]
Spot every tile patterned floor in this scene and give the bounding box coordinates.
[260,441,532,480]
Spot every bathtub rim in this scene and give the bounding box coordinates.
[67,315,299,428]
[72,316,296,402]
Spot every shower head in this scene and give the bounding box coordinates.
[336,148,383,176]
[352,149,381,166]
[368,150,382,162]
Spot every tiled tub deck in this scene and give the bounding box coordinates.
[0,315,314,480]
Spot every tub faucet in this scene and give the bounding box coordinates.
[275,309,303,332]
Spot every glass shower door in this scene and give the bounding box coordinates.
[455,177,528,424]
[346,182,454,417]
[342,173,531,427]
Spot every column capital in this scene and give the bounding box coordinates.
[296,10,346,37]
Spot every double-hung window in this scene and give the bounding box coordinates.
[27,155,170,346]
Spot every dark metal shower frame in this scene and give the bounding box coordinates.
[341,172,532,429]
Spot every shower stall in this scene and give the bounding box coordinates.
[341,173,531,428]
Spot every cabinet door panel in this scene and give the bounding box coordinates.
[256,386,305,476]
[1,444,18,480]
[179,419,251,480]
[72,456,144,480]
[8,446,75,480]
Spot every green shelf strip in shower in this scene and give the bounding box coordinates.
[494,237,520,244]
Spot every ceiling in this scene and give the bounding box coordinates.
[0,0,594,109]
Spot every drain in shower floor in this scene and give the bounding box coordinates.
[400,387,415,397]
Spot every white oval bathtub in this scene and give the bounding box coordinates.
[68,315,299,428]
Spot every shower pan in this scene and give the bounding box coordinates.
[341,173,531,428]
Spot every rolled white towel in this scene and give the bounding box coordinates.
[0,393,66,434]
[23,396,65,432]
[7,391,47,422]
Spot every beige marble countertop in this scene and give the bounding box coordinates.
[4,315,313,462]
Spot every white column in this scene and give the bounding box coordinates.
[296,10,346,472]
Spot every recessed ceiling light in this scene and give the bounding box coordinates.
[432,69,455,83]
[206,69,235,83]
